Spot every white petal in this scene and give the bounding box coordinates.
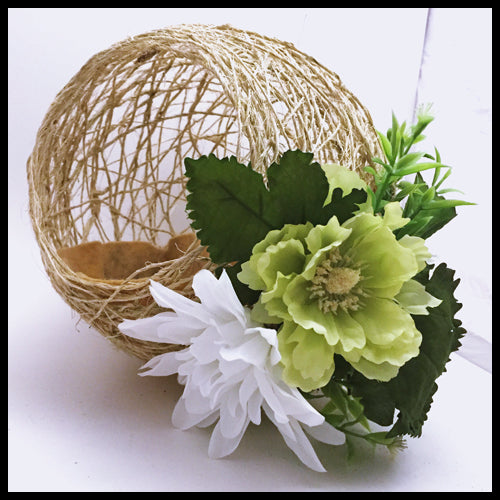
[208,416,250,459]
[192,270,247,325]
[302,421,346,445]
[274,385,325,427]
[190,363,220,397]
[172,393,216,430]
[238,373,258,407]
[155,316,207,343]
[253,369,287,424]
[177,356,198,378]
[218,270,248,315]
[183,385,215,416]
[249,326,281,366]
[217,358,249,383]
[149,280,205,319]
[196,412,219,428]
[138,351,184,377]
[118,313,174,343]
[264,406,326,473]
[219,398,248,439]
[250,326,279,348]
[213,319,246,346]
[247,390,263,425]
[220,334,271,368]
[225,386,240,417]
[120,312,205,345]
[189,326,223,364]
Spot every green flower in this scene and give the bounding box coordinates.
[238,201,440,391]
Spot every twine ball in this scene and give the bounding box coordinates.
[27,24,384,361]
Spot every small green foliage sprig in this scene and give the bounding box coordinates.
[366,105,474,239]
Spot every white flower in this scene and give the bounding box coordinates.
[119,269,345,472]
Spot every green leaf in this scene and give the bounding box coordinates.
[397,177,460,240]
[346,263,466,438]
[372,157,393,175]
[266,150,331,226]
[321,187,368,225]
[322,378,349,416]
[397,161,448,177]
[397,203,457,240]
[377,130,393,162]
[394,152,425,173]
[364,165,379,179]
[390,112,400,157]
[423,198,475,210]
[185,154,278,264]
[396,215,433,240]
[393,181,426,201]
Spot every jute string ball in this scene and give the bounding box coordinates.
[27,24,384,361]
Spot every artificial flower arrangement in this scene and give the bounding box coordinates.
[119,106,473,472]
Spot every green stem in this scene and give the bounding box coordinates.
[337,425,377,443]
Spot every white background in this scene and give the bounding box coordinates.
[8,8,491,492]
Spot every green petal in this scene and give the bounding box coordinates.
[282,275,339,342]
[278,322,336,391]
[301,240,340,280]
[348,224,419,298]
[250,298,283,324]
[238,222,313,291]
[340,327,420,380]
[340,299,422,381]
[397,235,432,273]
[304,215,351,257]
[252,222,312,254]
[321,163,370,211]
[260,272,294,322]
[258,239,306,290]
[382,202,411,230]
[394,279,442,315]
[346,358,401,382]
[238,252,269,290]
[334,310,366,352]
[350,297,415,346]
[341,212,381,250]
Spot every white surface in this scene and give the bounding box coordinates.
[8,8,491,492]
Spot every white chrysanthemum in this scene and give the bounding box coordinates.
[119,269,345,472]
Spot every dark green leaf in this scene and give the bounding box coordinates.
[321,187,368,225]
[266,150,331,227]
[185,154,278,264]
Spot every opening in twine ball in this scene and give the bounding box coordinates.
[27,24,383,361]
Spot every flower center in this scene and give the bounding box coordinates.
[324,267,361,295]
[308,248,365,314]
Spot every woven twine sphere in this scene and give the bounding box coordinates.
[27,24,384,361]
